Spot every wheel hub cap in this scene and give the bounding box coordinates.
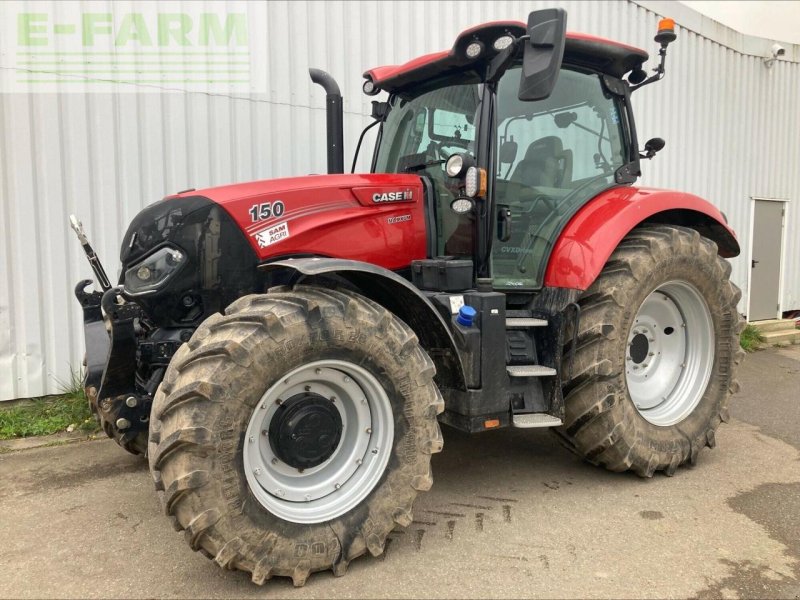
[269,393,343,469]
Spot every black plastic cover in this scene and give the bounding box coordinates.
[120,195,264,327]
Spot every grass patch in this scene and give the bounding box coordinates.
[0,371,98,440]
[740,323,766,353]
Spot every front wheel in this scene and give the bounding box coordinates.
[148,285,443,586]
[558,225,745,477]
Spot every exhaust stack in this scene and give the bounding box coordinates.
[309,68,344,174]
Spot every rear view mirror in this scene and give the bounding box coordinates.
[642,137,666,159]
[554,111,577,128]
[518,8,567,101]
[499,139,518,164]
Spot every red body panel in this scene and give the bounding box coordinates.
[544,187,738,291]
[172,174,426,271]
[364,27,647,89]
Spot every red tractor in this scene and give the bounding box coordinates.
[71,9,743,586]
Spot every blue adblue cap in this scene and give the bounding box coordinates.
[456,305,477,327]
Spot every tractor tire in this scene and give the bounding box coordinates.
[558,225,745,477]
[147,284,444,586]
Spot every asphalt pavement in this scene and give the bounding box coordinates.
[1,345,798,599]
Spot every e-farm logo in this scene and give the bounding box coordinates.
[4,2,251,91]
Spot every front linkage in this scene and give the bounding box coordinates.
[71,216,164,455]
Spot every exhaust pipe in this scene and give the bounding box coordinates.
[309,68,344,174]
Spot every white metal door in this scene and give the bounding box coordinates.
[749,199,786,321]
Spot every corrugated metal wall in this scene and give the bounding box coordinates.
[1,0,798,400]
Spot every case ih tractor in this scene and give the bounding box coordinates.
[70,9,743,586]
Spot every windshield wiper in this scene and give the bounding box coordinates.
[402,159,445,173]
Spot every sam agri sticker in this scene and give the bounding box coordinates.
[254,222,290,248]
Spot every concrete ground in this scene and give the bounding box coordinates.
[1,346,798,599]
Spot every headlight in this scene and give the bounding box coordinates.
[465,166,487,198]
[493,35,514,51]
[123,245,186,296]
[450,197,474,214]
[445,154,464,177]
[465,41,483,59]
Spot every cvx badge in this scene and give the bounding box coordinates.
[372,190,413,203]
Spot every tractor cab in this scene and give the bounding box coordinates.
[364,14,650,292]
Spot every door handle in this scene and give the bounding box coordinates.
[752,259,759,268]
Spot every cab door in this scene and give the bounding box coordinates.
[491,66,628,290]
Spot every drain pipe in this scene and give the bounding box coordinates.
[309,68,344,174]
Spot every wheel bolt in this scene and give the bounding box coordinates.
[304,385,311,392]
[271,458,278,465]
[315,368,322,375]
[355,458,363,465]
[335,483,341,490]
[248,436,254,443]
[648,352,655,357]
[330,396,336,403]
[125,396,137,408]
[276,489,285,497]
[275,398,283,405]
[344,376,351,383]
[365,427,372,434]
[372,448,378,454]
[262,430,268,436]
[254,468,261,475]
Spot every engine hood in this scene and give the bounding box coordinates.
[163,173,428,271]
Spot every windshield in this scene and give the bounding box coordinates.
[374,82,482,256]
[492,66,627,289]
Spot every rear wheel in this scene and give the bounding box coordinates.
[559,225,745,476]
[148,285,443,585]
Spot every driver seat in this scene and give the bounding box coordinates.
[510,136,570,188]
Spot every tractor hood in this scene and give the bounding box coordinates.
[123,173,427,266]
[118,173,427,327]
[169,173,428,269]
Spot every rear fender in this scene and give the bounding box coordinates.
[261,258,467,391]
[544,187,740,291]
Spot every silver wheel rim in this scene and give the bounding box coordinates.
[243,360,394,524]
[625,281,714,426]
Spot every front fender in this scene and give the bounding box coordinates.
[544,187,740,291]
[261,258,467,391]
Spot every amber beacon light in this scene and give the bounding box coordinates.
[655,18,677,45]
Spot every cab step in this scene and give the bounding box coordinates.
[512,413,563,428]
[506,317,548,328]
[506,365,557,377]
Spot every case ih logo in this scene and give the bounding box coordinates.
[372,190,412,203]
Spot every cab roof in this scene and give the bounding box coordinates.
[364,21,648,93]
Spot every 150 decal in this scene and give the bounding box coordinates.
[248,200,285,222]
